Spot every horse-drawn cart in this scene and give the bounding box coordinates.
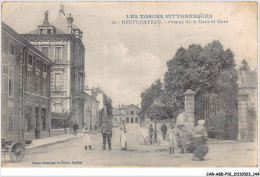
[1,138,32,162]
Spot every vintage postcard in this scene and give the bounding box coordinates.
[1,1,258,171]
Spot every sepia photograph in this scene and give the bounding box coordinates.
[0,1,258,172]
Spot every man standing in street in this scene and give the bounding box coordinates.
[160,123,168,141]
[148,124,154,145]
[73,122,79,136]
[101,120,113,150]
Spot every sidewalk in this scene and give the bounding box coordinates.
[27,133,84,149]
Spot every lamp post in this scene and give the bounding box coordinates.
[153,98,164,143]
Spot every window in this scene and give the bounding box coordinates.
[27,70,32,92]
[40,29,44,34]
[8,67,14,97]
[114,117,117,121]
[9,43,15,56]
[8,107,14,132]
[55,103,61,112]
[135,118,138,123]
[24,106,32,132]
[55,73,61,90]
[47,29,51,34]
[131,111,134,115]
[41,47,49,57]
[28,55,33,65]
[127,111,129,115]
[54,47,62,62]
[43,77,47,96]
[2,37,8,53]
[41,108,46,131]
[35,74,39,94]
[43,63,47,73]
[35,58,40,70]
[2,65,8,93]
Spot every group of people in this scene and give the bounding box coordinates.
[78,118,208,161]
[158,120,208,160]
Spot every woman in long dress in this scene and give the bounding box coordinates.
[167,124,177,154]
[192,119,208,160]
[83,123,92,150]
[120,120,128,151]
[176,124,186,153]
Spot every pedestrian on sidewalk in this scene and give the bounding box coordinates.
[176,124,186,153]
[120,120,128,151]
[148,124,154,145]
[73,122,79,136]
[167,124,177,154]
[160,123,168,141]
[192,119,208,161]
[83,123,92,150]
[101,120,113,150]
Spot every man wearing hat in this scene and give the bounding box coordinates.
[100,120,113,150]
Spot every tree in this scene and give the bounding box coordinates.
[163,41,238,119]
[146,104,168,121]
[239,59,250,71]
[139,79,163,121]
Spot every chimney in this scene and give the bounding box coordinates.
[59,4,65,15]
[67,14,73,34]
[43,11,49,26]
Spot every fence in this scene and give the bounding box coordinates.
[195,93,238,139]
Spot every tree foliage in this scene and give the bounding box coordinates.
[163,41,238,118]
[239,59,250,71]
[139,79,164,120]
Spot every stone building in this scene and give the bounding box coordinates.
[84,87,99,130]
[1,22,53,141]
[112,104,140,127]
[94,87,113,126]
[21,5,85,129]
[237,69,258,140]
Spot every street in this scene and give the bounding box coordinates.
[2,124,257,167]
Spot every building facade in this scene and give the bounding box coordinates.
[1,22,53,141]
[94,87,113,126]
[21,5,85,129]
[237,69,258,140]
[84,87,99,130]
[112,104,140,127]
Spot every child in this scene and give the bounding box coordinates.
[176,124,186,153]
[167,124,176,154]
[83,123,92,150]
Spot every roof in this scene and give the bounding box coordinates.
[24,9,81,35]
[112,109,124,116]
[2,22,53,64]
[238,70,257,88]
[119,104,140,110]
[94,87,105,94]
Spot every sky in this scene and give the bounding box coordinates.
[2,1,258,107]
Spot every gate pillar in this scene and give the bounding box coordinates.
[184,89,195,131]
[237,91,249,141]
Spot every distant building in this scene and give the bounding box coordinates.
[94,87,112,126]
[237,69,257,140]
[84,87,99,130]
[112,104,140,127]
[1,22,53,141]
[21,5,85,129]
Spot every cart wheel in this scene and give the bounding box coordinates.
[9,142,26,162]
